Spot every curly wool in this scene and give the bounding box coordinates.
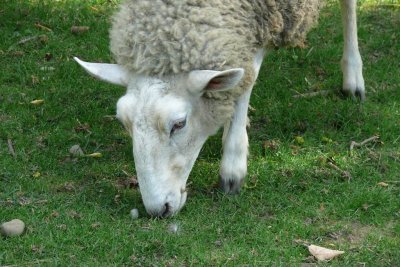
[110,0,322,124]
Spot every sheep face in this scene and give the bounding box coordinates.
[74,58,244,217]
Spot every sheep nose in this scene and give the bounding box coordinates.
[148,203,172,218]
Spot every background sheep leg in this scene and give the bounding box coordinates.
[340,0,365,100]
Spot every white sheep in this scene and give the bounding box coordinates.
[75,0,365,217]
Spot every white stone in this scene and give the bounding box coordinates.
[0,219,25,237]
[69,144,84,157]
[130,208,139,219]
[167,223,179,234]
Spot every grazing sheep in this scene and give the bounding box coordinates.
[75,0,365,217]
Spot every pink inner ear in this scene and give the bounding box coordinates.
[207,80,223,90]
[206,76,226,90]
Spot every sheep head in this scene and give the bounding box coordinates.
[74,57,244,217]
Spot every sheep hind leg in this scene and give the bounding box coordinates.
[340,0,365,101]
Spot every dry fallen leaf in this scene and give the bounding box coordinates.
[30,99,44,105]
[50,211,60,218]
[362,203,371,211]
[39,35,49,44]
[295,136,305,145]
[71,26,90,34]
[10,51,24,57]
[87,152,102,158]
[91,223,101,228]
[68,210,82,219]
[31,75,40,85]
[377,182,389,187]
[308,244,344,261]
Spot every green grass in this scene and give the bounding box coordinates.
[1,0,399,265]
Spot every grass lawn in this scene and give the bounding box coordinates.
[1,0,399,265]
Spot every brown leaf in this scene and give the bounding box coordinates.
[39,34,48,44]
[68,210,82,219]
[31,245,44,253]
[319,203,325,212]
[117,176,138,189]
[263,140,280,152]
[56,182,76,192]
[74,123,91,133]
[31,75,39,85]
[91,223,101,228]
[44,52,52,61]
[362,203,371,211]
[315,67,326,77]
[51,211,60,218]
[377,182,389,187]
[9,50,25,57]
[18,197,32,206]
[71,26,90,34]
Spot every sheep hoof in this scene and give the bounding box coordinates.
[341,58,365,101]
[219,177,244,194]
[341,87,366,102]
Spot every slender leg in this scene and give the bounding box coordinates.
[220,89,252,193]
[220,49,265,194]
[340,0,365,100]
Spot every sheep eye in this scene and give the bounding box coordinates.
[170,119,186,135]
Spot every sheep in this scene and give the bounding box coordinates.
[75,0,365,217]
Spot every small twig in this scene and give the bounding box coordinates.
[122,170,133,177]
[7,35,47,51]
[327,162,352,182]
[7,139,16,158]
[35,22,52,32]
[350,135,380,151]
[293,90,330,99]
[17,34,47,46]
[16,35,41,45]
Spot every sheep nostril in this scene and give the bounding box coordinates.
[161,203,170,217]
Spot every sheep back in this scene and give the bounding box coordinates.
[110,0,322,124]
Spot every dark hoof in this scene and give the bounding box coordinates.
[219,177,244,194]
[340,88,366,102]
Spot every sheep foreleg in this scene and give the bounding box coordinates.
[219,49,265,194]
[220,89,252,194]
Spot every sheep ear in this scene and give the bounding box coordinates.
[74,57,130,86]
[187,68,244,94]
